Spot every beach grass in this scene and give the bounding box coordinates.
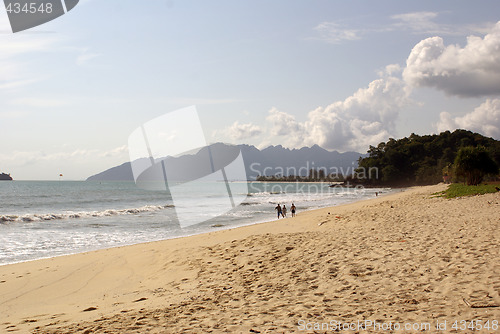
[434,183,499,198]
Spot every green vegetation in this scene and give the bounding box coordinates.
[434,183,499,199]
[356,129,500,186]
[454,146,499,185]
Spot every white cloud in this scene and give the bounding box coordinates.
[312,22,361,44]
[380,64,402,76]
[437,99,500,139]
[267,107,305,136]
[101,145,128,158]
[256,139,272,150]
[391,11,450,35]
[266,76,410,152]
[392,11,438,23]
[225,121,262,140]
[391,12,496,36]
[376,63,404,80]
[312,12,492,45]
[403,21,500,97]
[266,108,306,147]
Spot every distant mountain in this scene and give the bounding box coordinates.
[87,162,134,181]
[86,143,365,181]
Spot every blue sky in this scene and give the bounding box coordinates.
[1,0,499,180]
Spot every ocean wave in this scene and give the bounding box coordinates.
[244,191,285,196]
[0,204,175,223]
[248,191,286,196]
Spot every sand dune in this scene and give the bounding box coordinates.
[1,184,499,333]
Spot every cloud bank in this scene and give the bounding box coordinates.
[225,121,262,140]
[437,99,500,139]
[266,76,409,152]
[403,21,500,97]
[230,20,500,152]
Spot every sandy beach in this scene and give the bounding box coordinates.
[1,183,499,333]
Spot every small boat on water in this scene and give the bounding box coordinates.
[0,173,13,181]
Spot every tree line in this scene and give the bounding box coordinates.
[356,129,500,186]
[256,169,345,182]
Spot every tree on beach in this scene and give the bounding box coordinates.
[454,146,499,186]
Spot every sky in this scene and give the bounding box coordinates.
[1,0,499,180]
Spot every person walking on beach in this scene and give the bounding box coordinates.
[282,205,287,218]
[275,204,282,219]
[291,203,296,217]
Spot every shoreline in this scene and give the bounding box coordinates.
[0,185,392,267]
[2,183,499,333]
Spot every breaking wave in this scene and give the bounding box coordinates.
[0,204,175,223]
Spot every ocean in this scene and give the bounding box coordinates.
[0,181,390,265]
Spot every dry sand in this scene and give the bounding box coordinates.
[1,184,499,333]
